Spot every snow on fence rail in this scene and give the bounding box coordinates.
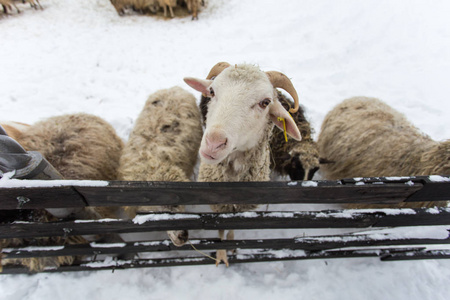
[0,175,449,274]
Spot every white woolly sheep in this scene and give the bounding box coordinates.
[0,0,20,14]
[110,0,158,16]
[1,113,125,271]
[317,96,449,208]
[184,62,302,266]
[200,87,320,181]
[117,86,203,246]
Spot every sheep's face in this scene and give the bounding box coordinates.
[185,65,301,165]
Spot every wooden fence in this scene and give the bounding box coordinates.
[0,175,449,274]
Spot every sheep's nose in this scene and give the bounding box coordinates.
[206,131,228,151]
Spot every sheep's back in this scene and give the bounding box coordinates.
[118,86,203,181]
[16,113,124,181]
[318,96,437,179]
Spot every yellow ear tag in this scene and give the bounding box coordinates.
[277,117,288,142]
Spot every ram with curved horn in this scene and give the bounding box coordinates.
[195,62,321,181]
[184,62,320,266]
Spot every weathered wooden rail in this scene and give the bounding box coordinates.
[0,175,449,274]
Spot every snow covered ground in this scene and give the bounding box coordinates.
[1,0,450,299]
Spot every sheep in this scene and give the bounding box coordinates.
[317,96,450,208]
[270,92,320,180]
[23,0,43,10]
[184,62,303,266]
[1,113,125,271]
[110,0,158,16]
[199,69,320,181]
[15,113,124,186]
[0,0,20,14]
[117,86,203,247]
[183,0,199,20]
[157,0,177,18]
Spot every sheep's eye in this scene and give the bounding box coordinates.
[209,88,215,97]
[259,99,271,109]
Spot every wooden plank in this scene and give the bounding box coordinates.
[3,232,450,259]
[381,249,450,261]
[1,208,449,239]
[1,177,431,210]
[405,176,450,203]
[0,186,86,209]
[3,247,449,274]
[1,176,448,210]
[76,180,423,207]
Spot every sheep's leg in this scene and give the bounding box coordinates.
[191,0,198,20]
[11,2,20,13]
[162,5,167,17]
[168,6,174,18]
[4,3,20,14]
[35,0,43,9]
[186,0,192,12]
[303,168,310,181]
[216,230,229,267]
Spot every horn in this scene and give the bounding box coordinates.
[206,62,231,80]
[266,71,299,113]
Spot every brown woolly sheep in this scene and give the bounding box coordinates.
[24,0,43,10]
[1,113,124,271]
[117,86,203,246]
[157,0,177,18]
[183,0,199,20]
[317,96,449,208]
[16,113,124,185]
[110,0,158,16]
[185,62,303,266]
[0,0,20,14]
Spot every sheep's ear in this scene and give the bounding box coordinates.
[269,101,302,141]
[184,77,213,96]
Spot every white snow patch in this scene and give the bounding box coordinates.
[74,218,120,223]
[301,181,318,187]
[2,246,65,253]
[132,213,200,224]
[385,177,412,181]
[0,178,109,188]
[263,212,295,218]
[429,175,450,182]
[315,208,417,219]
[426,207,441,214]
[133,240,171,247]
[296,226,450,242]
[220,212,259,219]
[90,242,126,248]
